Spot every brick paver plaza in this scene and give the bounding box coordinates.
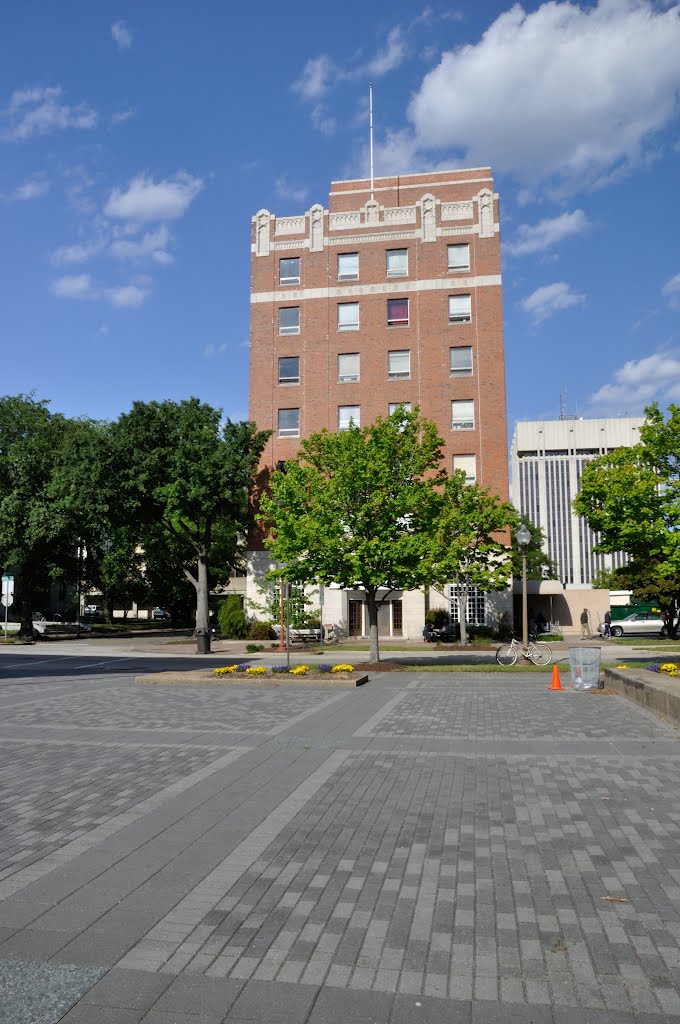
[2,660,680,1022]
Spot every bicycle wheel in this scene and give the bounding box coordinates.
[529,642,552,666]
[496,644,518,666]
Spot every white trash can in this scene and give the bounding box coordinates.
[569,647,602,689]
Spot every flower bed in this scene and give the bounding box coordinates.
[213,663,354,678]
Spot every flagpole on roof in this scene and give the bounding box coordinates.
[369,82,374,201]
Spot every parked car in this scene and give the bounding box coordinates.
[152,607,171,620]
[598,612,665,638]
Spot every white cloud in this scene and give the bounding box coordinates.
[6,174,50,201]
[275,178,309,204]
[104,281,150,308]
[111,20,133,50]
[1,86,97,141]
[403,1,680,188]
[203,343,228,358]
[51,241,103,266]
[111,108,135,127]
[363,27,407,77]
[662,271,680,309]
[588,350,680,414]
[293,24,409,134]
[520,281,586,323]
[110,225,172,264]
[292,55,336,102]
[507,210,590,256]
[50,273,151,308]
[50,273,96,300]
[104,172,203,222]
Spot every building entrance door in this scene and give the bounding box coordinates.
[348,599,363,637]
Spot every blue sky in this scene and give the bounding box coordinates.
[1,0,679,435]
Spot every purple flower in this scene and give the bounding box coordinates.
[318,664,333,672]
[272,665,290,673]
[645,664,661,672]
[236,663,251,672]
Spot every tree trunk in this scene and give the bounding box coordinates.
[366,589,380,663]
[17,587,34,640]
[194,551,210,650]
[458,589,468,645]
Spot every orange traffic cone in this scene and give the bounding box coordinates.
[549,665,563,690]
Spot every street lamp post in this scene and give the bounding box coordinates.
[516,524,531,647]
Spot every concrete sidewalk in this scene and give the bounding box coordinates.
[1,667,680,1022]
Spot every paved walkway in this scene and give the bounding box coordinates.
[1,662,680,1022]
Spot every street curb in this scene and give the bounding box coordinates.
[134,670,370,688]
[604,665,680,728]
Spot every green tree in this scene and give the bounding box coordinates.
[111,399,269,648]
[574,403,680,637]
[510,515,558,581]
[425,472,516,644]
[0,395,82,637]
[218,594,247,638]
[258,408,445,662]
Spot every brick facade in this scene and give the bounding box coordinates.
[247,168,511,637]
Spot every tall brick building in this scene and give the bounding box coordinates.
[247,168,511,638]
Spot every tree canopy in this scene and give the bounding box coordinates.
[424,471,516,644]
[0,393,269,643]
[111,399,270,646]
[258,408,445,662]
[573,403,680,636]
[0,395,85,635]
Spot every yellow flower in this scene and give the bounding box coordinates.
[615,665,628,670]
[332,664,354,673]
[661,663,679,676]
[290,665,310,675]
[213,665,237,675]
[245,666,267,675]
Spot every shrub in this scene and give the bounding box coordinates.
[425,608,450,629]
[245,643,264,653]
[218,596,247,639]
[247,621,276,640]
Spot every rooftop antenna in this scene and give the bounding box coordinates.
[560,387,568,420]
[369,82,374,201]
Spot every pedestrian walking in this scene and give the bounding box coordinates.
[603,610,611,639]
[580,608,590,639]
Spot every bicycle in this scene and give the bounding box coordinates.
[495,636,552,666]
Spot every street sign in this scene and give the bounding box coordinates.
[1,574,14,607]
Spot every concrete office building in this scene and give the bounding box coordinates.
[510,417,645,630]
[247,168,511,637]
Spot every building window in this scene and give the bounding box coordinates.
[278,356,300,385]
[279,306,300,335]
[278,408,299,438]
[389,402,412,416]
[453,455,476,485]
[338,405,360,431]
[450,584,485,626]
[279,257,300,285]
[338,253,359,281]
[448,244,470,273]
[386,249,408,277]
[452,400,474,430]
[449,294,472,324]
[338,353,360,383]
[387,298,409,327]
[388,350,410,380]
[338,302,359,331]
[450,346,473,376]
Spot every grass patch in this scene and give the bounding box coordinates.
[606,637,680,649]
